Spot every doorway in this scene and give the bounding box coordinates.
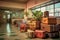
[7,14,11,23]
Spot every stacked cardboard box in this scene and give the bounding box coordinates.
[57,18,60,24]
[27,20,36,31]
[41,17,57,32]
[42,17,57,25]
[41,23,58,32]
[41,11,57,32]
[27,29,35,38]
[41,11,59,38]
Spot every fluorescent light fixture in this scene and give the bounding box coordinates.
[35,8,40,11]
[5,10,10,13]
[4,10,12,13]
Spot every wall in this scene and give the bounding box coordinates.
[0,1,26,9]
[27,0,50,9]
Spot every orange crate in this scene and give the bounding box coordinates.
[20,23,27,32]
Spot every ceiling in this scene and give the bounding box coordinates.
[0,0,28,3]
[0,7,24,12]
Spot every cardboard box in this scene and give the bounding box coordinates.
[28,21,36,30]
[41,23,58,32]
[42,17,57,25]
[57,18,60,24]
[27,29,35,38]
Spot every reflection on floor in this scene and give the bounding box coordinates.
[0,23,60,40]
[0,23,20,40]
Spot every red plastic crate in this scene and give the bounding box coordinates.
[34,30,46,38]
[20,23,27,32]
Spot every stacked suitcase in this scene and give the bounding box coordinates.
[41,11,59,38]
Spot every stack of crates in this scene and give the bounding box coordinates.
[41,11,59,38]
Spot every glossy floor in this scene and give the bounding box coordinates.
[0,23,60,40]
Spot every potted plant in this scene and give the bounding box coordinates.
[24,11,29,16]
[32,10,43,30]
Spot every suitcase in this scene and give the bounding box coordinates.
[42,17,57,25]
[34,30,46,38]
[41,23,58,32]
[20,23,27,32]
[47,32,59,38]
[44,11,49,17]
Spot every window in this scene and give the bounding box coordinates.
[46,5,54,16]
[31,1,60,17]
[41,7,46,16]
[41,7,46,12]
[55,3,60,17]
[35,8,41,11]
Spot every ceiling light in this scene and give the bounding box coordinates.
[4,10,12,13]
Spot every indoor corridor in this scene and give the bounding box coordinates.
[0,23,28,40]
[0,0,60,40]
[0,23,20,40]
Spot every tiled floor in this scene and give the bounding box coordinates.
[0,23,60,40]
